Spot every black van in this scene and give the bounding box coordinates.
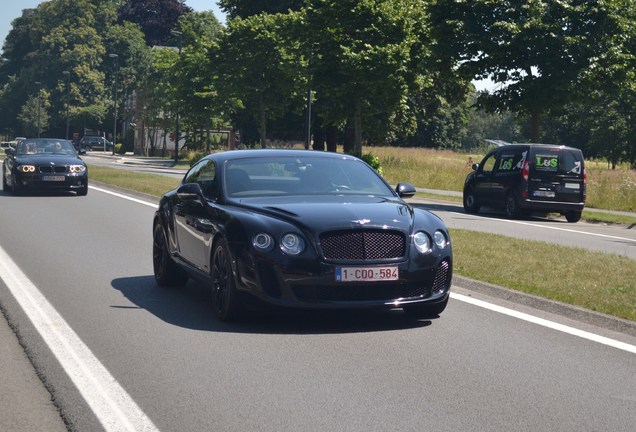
[463,144,586,222]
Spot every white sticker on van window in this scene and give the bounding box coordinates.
[568,161,582,174]
[515,151,528,169]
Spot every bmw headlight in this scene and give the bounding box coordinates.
[413,231,431,254]
[280,233,305,255]
[69,165,86,173]
[434,230,448,249]
[253,233,274,251]
[18,165,36,173]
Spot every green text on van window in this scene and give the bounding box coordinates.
[535,154,558,171]
[498,157,515,171]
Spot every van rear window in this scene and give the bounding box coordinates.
[533,149,583,174]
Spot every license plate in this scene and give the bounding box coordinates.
[336,266,399,282]
[533,190,555,198]
[43,175,65,182]
[565,183,580,189]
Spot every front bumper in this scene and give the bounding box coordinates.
[235,252,453,310]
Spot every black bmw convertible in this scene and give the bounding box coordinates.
[2,138,88,195]
[153,149,452,321]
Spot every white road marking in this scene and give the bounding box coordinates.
[477,215,635,243]
[89,185,157,208]
[0,245,160,432]
[451,292,636,354]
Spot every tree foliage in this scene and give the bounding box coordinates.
[118,0,192,46]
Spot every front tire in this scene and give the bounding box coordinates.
[77,183,88,196]
[210,238,243,322]
[153,223,188,286]
[463,187,480,214]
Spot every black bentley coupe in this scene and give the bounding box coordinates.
[153,149,452,321]
[2,138,88,196]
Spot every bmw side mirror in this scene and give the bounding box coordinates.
[472,163,480,171]
[78,149,86,155]
[4,147,15,156]
[396,182,416,198]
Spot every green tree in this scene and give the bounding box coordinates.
[214,12,306,148]
[219,0,305,20]
[429,0,635,142]
[305,0,429,156]
[117,0,192,46]
[18,88,51,137]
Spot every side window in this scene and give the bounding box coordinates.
[480,153,497,173]
[197,160,217,198]
[496,150,524,172]
[184,160,205,184]
[562,151,583,175]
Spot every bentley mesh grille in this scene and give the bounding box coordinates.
[320,229,405,261]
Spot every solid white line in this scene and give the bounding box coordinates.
[0,245,160,432]
[482,216,635,242]
[450,292,636,354]
[89,185,157,208]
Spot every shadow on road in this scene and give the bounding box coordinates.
[111,275,434,335]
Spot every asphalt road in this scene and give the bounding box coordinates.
[1,169,635,431]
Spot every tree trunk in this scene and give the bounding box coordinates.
[531,110,540,142]
[353,99,362,158]
[343,119,354,154]
[326,125,337,152]
[259,93,267,148]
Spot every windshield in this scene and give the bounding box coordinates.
[17,139,77,156]
[224,156,392,198]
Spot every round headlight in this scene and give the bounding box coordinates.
[69,165,86,173]
[18,165,36,173]
[280,233,305,255]
[434,230,448,249]
[413,231,431,254]
[253,233,274,251]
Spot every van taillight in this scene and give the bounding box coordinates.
[521,161,529,199]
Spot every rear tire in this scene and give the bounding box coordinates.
[153,223,188,286]
[565,211,582,223]
[210,238,243,322]
[463,188,480,214]
[505,192,521,219]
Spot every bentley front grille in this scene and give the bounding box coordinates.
[319,229,405,261]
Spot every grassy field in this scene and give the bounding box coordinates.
[87,155,636,322]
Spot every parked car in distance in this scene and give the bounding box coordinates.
[80,135,113,151]
[463,143,586,222]
[153,149,453,322]
[1,141,16,153]
[2,138,88,195]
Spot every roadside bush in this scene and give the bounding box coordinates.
[188,151,207,167]
[115,143,126,155]
[360,152,384,176]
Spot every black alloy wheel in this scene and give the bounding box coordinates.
[153,223,188,286]
[210,238,243,322]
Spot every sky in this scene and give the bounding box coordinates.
[0,1,224,52]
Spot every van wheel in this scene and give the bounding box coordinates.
[565,211,581,223]
[463,188,480,214]
[505,193,521,219]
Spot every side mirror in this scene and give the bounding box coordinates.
[472,163,480,171]
[78,148,86,155]
[4,147,15,156]
[395,182,417,198]
[177,183,204,201]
